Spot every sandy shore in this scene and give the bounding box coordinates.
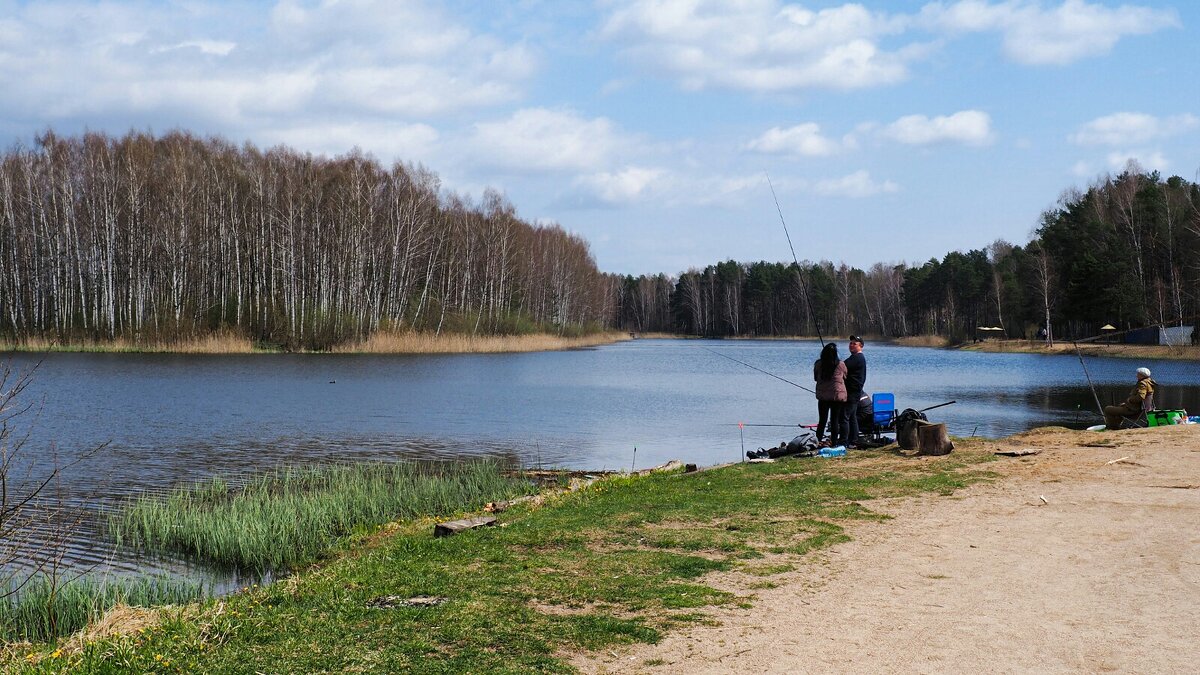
[575,425,1200,673]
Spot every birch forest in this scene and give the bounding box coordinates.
[0,131,613,349]
[2,131,1197,349]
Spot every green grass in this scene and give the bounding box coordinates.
[14,449,992,673]
[110,460,533,571]
[0,576,203,643]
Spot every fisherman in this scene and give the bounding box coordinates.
[1103,367,1156,430]
[842,335,867,448]
[856,392,874,432]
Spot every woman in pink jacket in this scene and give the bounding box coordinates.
[813,342,848,446]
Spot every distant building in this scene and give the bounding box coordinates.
[1123,325,1194,346]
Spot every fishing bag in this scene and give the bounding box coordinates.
[895,408,928,429]
[895,408,928,450]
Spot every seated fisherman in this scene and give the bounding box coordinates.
[1103,367,1156,429]
[856,392,875,432]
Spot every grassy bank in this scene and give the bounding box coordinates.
[0,330,629,355]
[111,461,534,572]
[10,446,995,673]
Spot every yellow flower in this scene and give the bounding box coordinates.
[51,649,63,659]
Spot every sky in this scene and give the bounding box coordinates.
[1,0,1197,276]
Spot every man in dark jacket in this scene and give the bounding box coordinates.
[842,335,867,447]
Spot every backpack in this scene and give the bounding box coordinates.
[895,408,928,429]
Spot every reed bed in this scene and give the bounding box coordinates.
[1,331,255,354]
[893,335,952,348]
[332,330,628,354]
[0,575,202,642]
[110,460,533,572]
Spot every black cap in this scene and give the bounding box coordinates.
[849,335,864,344]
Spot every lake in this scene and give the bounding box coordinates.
[4,338,1198,584]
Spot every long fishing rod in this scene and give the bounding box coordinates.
[729,400,958,426]
[766,172,824,345]
[702,346,815,394]
[918,400,956,413]
[723,422,817,428]
[1072,341,1105,417]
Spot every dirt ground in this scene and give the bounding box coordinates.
[575,425,1200,674]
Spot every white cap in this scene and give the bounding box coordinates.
[1136,367,1151,378]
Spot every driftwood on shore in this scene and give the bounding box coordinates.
[434,516,496,537]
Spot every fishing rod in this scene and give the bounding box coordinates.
[731,400,958,426]
[722,422,817,428]
[919,400,956,413]
[1072,341,1105,417]
[702,346,816,394]
[766,172,824,345]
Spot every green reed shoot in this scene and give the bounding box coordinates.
[110,460,532,571]
[0,575,203,642]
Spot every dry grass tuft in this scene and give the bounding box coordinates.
[66,604,161,649]
[332,330,629,354]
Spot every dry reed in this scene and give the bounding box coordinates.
[1,331,254,354]
[893,335,952,348]
[332,330,630,354]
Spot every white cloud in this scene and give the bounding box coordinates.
[1070,112,1200,146]
[1106,150,1168,172]
[922,0,1179,65]
[814,170,898,197]
[599,1,1178,94]
[469,108,636,172]
[601,0,912,92]
[0,0,534,148]
[881,110,993,146]
[746,123,842,157]
[260,122,441,163]
[153,40,238,56]
[574,166,668,204]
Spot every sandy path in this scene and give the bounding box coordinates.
[576,426,1200,674]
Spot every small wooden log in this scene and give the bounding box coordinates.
[635,460,683,476]
[434,516,496,537]
[918,423,954,456]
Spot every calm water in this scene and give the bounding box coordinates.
[4,339,1199,582]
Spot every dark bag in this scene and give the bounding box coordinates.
[895,408,928,450]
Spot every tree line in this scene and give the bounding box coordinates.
[614,166,1200,342]
[3,131,1196,348]
[0,131,614,349]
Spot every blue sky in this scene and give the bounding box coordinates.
[1,1,1197,275]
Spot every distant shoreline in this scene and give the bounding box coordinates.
[634,334,1199,361]
[956,338,1199,361]
[1,331,631,355]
